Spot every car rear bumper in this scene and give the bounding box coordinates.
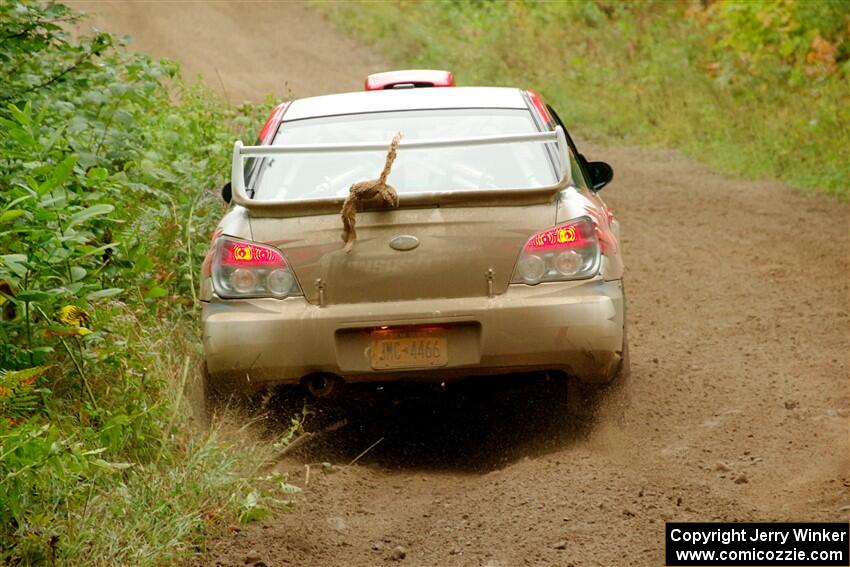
[202,278,625,390]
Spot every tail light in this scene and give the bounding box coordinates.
[211,236,302,299]
[511,217,600,285]
[257,102,290,144]
[526,90,555,128]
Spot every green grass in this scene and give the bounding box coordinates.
[0,3,292,564]
[1,307,294,565]
[6,340,273,566]
[319,0,849,198]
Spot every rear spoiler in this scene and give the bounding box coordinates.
[231,125,571,216]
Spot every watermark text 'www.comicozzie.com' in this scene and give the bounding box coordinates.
[666,523,849,566]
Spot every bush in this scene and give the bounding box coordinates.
[0,2,284,564]
[319,0,849,197]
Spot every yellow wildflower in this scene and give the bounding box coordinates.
[57,305,90,327]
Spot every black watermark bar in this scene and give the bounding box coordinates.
[666,523,849,566]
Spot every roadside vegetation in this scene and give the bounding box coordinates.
[0,3,292,564]
[321,0,849,198]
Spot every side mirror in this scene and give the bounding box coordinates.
[221,182,232,203]
[586,161,613,191]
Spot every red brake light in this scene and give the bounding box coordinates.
[220,240,285,268]
[365,69,455,91]
[512,217,600,285]
[526,90,554,128]
[211,237,301,299]
[525,223,592,251]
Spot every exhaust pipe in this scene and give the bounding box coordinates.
[305,374,341,398]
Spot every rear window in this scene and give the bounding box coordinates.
[250,108,558,201]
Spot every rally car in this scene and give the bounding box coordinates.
[200,70,627,401]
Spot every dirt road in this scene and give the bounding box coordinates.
[72,3,850,566]
[67,1,385,101]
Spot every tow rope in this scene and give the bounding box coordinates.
[341,133,402,253]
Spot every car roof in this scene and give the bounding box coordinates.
[284,86,528,122]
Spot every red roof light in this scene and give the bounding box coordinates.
[365,70,455,91]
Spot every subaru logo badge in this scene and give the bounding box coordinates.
[389,234,419,251]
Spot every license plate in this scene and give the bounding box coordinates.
[370,330,448,370]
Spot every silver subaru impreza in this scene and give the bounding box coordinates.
[199,70,628,402]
